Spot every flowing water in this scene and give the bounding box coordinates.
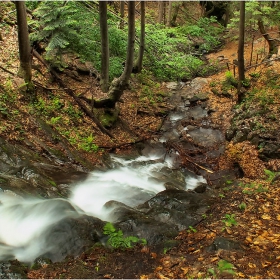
[0,79,215,263]
[0,149,205,262]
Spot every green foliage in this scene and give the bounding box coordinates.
[180,16,224,52]
[222,214,237,228]
[241,182,268,194]
[187,226,197,233]
[228,2,280,34]
[143,19,223,81]
[49,116,61,125]
[217,260,236,275]
[78,133,99,152]
[264,169,277,183]
[208,260,235,277]
[238,202,247,211]
[30,2,127,79]
[30,2,81,65]
[103,222,147,249]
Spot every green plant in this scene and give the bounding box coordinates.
[79,133,99,152]
[208,260,235,277]
[219,193,225,198]
[238,202,247,211]
[103,222,147,249]
[49,116,61,125]
[264,169,277,183]
[241,182,268,194]
[217,260,235,275]
[187,226,197,233]
[224,71,238,88]
[222,214,237,228]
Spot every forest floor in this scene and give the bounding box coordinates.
[1,19,280,279]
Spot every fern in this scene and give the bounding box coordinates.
[103,222,146,249]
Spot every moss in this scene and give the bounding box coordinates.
[99,108,119,128]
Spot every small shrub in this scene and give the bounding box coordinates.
[103,222,147,249]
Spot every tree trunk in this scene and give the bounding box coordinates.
[99,1,109,92]
[237,1,245,103]
[15,1,32,85]
[158,1,164,24]
[120,1,125,29]
[167,1,172,27]
[133,1,145,73]
[257,18,278,57]
[94,1,135,108]
[171,2,180,27]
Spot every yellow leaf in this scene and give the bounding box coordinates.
[180,267,189,273]
[261,214,271,220]
[225,227,232,234]
[246,236,253,243]
[248,263,256,268]
[262,261,272,268]
[277,214,280,221]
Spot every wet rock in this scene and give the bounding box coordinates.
[205,169,237,188]
[186,106,208,120]
[193,183,207,193]
[42,215,105,262]
[260,142,280,160]
[207,237,242,252]
[0,261,26,279]
[188,128,224,148]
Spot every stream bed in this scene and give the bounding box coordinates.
[0,78,235,272]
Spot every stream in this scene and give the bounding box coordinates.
[0,78,229,267]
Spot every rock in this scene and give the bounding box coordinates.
[207,237,242,252]
[233,130,248,143]
[193,183,207,193]
[166,82,179,90]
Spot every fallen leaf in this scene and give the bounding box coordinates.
[261,214,271,220]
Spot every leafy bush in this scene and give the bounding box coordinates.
[103,222,147,249]
[30,2,127,79]
[143,18,223,81]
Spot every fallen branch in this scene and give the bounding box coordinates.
[32,50,115,139]
[165,140,214,174]
[0,65,15,76]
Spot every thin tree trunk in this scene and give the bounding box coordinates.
[133,1,145,73]
[167,1,172,27]
[94,1,135,108]
[120,1,124,29]
[15,1,32,85]
[171,2,180,27]
[237,1,245,103]
[257,18,277,57]
[99,1,109,92]
[120,1,135,84]
[158,1,163,24]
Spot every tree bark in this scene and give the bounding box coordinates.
[94,1,135,109]
[133,1,145,73]
[257,18,278,57]
[237,1,245,103]
[167,1,172,27]
[171,2,180,27]
[158,1,164,24]
[99,1,109,92]
[120,1,125,29]
[15,1,32,85]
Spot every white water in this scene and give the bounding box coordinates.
[0,152,205,263]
